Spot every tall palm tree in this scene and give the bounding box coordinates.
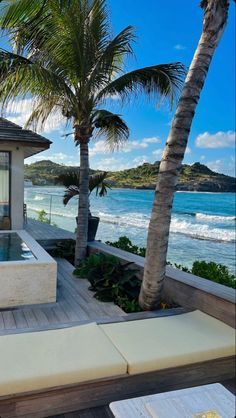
[0,0,185,264]
[139,0,232,310]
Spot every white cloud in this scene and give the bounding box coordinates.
[133,156,148,166]
[200,155,205,161]
[206,158,235,176]
[152,148,163,158]
[92,157,132,172]
[142,136,160,144]
[90,136,161,157]
[5,98,66,134]
[196,131,235,148]
[185,146,191,154]
[206,159,225,174]
[26,153,77,165]
[174,44,187,50]
[89,140,110,157]
[122,140,148,153]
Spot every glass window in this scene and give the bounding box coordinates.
[0,152,10,221]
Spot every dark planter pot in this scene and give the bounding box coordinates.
[88,216,100,241]
[76,215,100,242]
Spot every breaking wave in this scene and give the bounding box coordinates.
[97,211,235,243]
[195,213,235,222]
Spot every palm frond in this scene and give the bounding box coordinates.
[92,109,129,149]
[88,25,135,91]
[63,185,80,205]
[89,172,110,196]
[0,49,76,125]
[96,63,186,106]
[57,170,110,205]
[0,0,51,54]
[56,170,80,188]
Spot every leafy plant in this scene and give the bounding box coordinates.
[74,253,141,312]
[106,236,146,257]
[37,210,50,224]
[37,209,57,227]
[191,261,236,289]
[106,236,235,289]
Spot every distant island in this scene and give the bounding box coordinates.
[24,160,236,192]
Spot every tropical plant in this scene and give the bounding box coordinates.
[106,236,146,257]
[0,0,185,265]
[74,252,141,312]
[56,170,110,210]
[139,0,233,309]
[37,209,50,224]
[191,261,236,289]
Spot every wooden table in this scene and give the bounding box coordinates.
[109,383,235,418]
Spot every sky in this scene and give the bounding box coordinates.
[1,0,235,176]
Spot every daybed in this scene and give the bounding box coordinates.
[0,310,235,418]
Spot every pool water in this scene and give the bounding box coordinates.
[0,233,35,262]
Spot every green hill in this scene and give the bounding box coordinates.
[24,160,235,192]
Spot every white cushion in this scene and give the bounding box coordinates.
[0,322,127,396]
[100,311,235,374]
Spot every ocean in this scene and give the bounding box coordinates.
[24,187,236,272]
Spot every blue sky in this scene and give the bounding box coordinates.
[1,0,235,175]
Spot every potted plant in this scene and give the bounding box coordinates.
[57,170,110,241]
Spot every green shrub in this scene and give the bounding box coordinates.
[106,236,146,257]
[37,209,50,224]
[74,253,141,312]
[105,236,235,289]
[191,261,236,289]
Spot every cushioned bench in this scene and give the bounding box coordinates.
[100,310,235,374]
[0,311,235,418]
[0,322,127,397]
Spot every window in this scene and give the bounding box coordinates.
[0,152,10,221]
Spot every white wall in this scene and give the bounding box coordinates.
[0,144,24,229]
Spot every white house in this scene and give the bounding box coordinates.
[0,117,51,230]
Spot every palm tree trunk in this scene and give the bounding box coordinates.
[139,0,230,310]
[74,133,90,265]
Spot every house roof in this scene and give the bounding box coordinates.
[0,117,52,158]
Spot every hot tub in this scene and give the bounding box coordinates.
[0,230,57,308]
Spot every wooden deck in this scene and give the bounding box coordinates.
[25,218,75,247]
[0,258,125,335]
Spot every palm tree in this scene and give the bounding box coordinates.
[57,170,109,206]
[0,0,185,265]
[139,0,232,310]
[57,170,110,240]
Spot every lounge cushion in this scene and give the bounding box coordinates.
[0,322,127,396]
[100,311,235,375]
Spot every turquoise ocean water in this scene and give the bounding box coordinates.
[24,187,236,272]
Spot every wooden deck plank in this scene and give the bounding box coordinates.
[33,308,50,326]
[13,310,28,329]
[25,219,75,244]
[22,308,39,328]
[57,258,125,318]
[52,305,70,323]
[2,311,16,329]
[0,312,5,329]
[0,257,125,334]
[0,250,186,335]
